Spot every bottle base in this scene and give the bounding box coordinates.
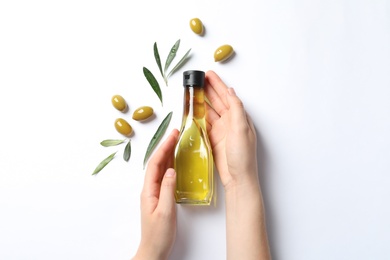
[175,190,213,205]
[175,198,212,205]
[175,194,213,206]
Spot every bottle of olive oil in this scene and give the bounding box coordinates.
[174,70,214,205]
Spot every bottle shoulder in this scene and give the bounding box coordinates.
[176,119,211,146]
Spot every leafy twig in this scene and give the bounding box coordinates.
[93,138,131,175]
[143,67,163,105]
[164,39,180,74]
[154,42,164,78]
[166,48,192,81]
[100,139,126,147]
[123,140,131,162]
[143,111,173,168]
[153,39,191,86]
[92,152,117,175]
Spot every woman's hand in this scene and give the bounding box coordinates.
[133,129,179,260]
[205,70,259,190]
[205,71,271,259]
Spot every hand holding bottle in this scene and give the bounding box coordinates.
[133,129,179,260]
[205,70,271,259]
[204,70,259,190]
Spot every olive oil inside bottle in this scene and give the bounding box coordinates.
[174,70,213,205]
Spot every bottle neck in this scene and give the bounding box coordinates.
[183,86,205,120]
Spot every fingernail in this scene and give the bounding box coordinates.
[228,87,236,96]
[165,168,176,177]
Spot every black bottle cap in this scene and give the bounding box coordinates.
[183,70,205,87]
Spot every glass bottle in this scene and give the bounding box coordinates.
[174,70,214,205]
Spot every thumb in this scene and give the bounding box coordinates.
[156,168,177,215]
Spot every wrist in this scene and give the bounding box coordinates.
[133,243,167,260]
[225,183,262,202]
[224,172,260,195]
[224,172,264,209]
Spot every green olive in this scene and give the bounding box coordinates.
[132,106,154,121]
[114,118,133,136]
[189,18,204,35]
[111,95,127,112]
[214,44,234,62]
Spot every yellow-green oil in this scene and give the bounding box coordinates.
[174,86,213,205]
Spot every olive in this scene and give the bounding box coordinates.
[114,118,133,136]
[132,106,154,121]
[111,95,127,112]
[189,18,204,35]
[214,44,234,62]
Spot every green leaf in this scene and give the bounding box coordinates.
[100,139,125,147]
[143,111,173,169]
[165,48,192,84]
[164,39,180,74]
[143,67,163,105]
[154,42,164,78]
[123,140,131,162]
[92,152,117,175]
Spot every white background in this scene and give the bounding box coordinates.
[1,0,389,259]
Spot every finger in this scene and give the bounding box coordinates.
[205,70,229,116]
[205,101,220,127]
[206,120,212,135]
[156,168,177,216]
[246,112,257,140]
[206,70,229,99]
[143,129,179,200]
[226,88,248,131]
